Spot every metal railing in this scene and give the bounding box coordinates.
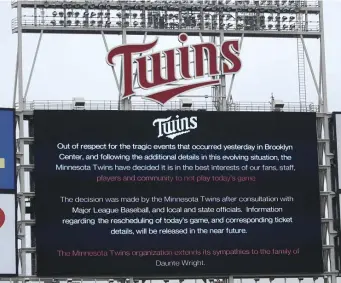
[11,0,320,7]
[11,17,320,33]
[227,101,318,112]
[17,100,319,112]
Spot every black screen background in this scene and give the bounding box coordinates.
[33,110,323,277]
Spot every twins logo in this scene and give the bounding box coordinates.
[0,208,5,228]
[106,33,241,105]
[153,115,197,139]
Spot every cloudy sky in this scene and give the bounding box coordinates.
[0,0,340,111]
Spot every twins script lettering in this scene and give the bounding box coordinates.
[106,33,241,105]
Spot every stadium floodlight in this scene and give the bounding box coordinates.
[180,98,193,109]
[72,97,86,109]
[13,0,319,36]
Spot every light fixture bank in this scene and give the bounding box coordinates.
[106,33,242,105]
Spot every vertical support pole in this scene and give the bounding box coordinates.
[17,2,27,279]
[220,32,226,111]
[33,5,37,26]
[210,36,218,110]
[120,28,131,111]
[319,45,322,96]
[319,1,328,113]
[227,34,244,105]
[17,4,24,110]
[199,33,217,110]
[13,48,19,108]
[119,30,124,101]
[133,32,147,86]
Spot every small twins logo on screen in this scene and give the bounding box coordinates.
[152,115,198,139]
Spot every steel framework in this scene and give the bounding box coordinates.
[8,1,337,283]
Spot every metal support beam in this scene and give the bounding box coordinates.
[220,32,227,111]
[119,30,124,106]
[23,30,43,101]
[13,46,19,108]
[16,2,27,277]
[120,28,131,111]
[101,31,121,110]
[210,36,218,110]
[133,32,148,88]
[199,33,221,110]
[319,1,328,112]
[227,33,244,105]
[319,46,322,96]
[297,36,307,111]
[300,35,321,103]
[17,3,24,110]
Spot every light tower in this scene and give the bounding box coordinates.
[10,1,336,283]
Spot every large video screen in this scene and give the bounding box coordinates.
[33,110,322,277]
